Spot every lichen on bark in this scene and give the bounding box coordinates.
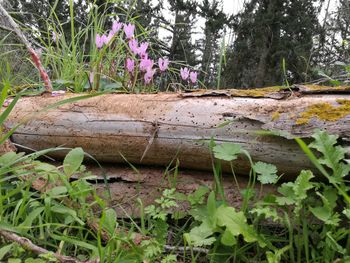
[296,99,350,125]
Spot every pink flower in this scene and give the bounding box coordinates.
[89,72,94,83]
[124,23,135,39]
[107,31,114,43]
[128,39,139,55]
[51,90,66,97]
[3,98,12,107]
[95,34,104,49]
[139,56,154,72]
[144,68,156,84]
[52,31,58,42]
[190,71,198,84]
[126,58,135,73]
[180,67,190,80]
[137,42,148,57]
[111,20,122,34]
[158,58,169,72]
[101,34,109,45]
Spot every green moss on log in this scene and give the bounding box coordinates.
[296,99,350,125]
[230,86,284,97]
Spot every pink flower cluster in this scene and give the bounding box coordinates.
[94,18,198,87]
[127,38,169,84]
[124,29,169,84]
[95,19,124,49]
[180,67,197,84]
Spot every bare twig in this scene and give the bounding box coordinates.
[164,244,209,254]
[0,229,98,263]
[0,3,52,91]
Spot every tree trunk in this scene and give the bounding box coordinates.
[5,85,350,177]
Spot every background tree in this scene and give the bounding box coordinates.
[222,0,320,88]
[198,0,229,87]
[167,0,197,66]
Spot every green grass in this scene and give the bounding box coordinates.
[0,129,349,262]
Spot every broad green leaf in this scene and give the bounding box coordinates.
[206,192,217,226]
[213,143,241,161]
[323,186,338,210]
[63,147,84,177]
[8,259,21,263]
[309,191,340,226]
[50,233,98,253]
[20,207,45,229]
[102,208,117,236]
[309,206,331,222]
[51,205,84,225]
[0,152,25,167]
[221,229,236,246]
[253,162,278,184]
[186,221,216,247]
[187,186,209,205]
[46,186,67,198]
[33,162,57,172]
[215,206,264,246]
[0,244,13,260]
[189,206,209,221]
[276,183,295,205]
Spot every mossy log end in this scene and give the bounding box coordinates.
[4,85,350,177]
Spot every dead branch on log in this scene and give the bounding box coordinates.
[0,229,98,263]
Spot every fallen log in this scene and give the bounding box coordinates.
[4,85,350,177]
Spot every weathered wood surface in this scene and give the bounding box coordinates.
[4,85,350,177]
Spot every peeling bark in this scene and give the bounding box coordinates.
[5,85,350,177]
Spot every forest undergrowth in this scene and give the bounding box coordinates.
[0,1,350,262]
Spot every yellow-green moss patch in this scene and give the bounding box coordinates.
[296,99,350,125]
[303,85,350,91]
[230,86,285,97]
[271,111,281,121]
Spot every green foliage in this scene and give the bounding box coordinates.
[186,191,265,253]
[309,131,350,179]
[212,143,241,161]
[63,147,84,177]
[253,161,278,184]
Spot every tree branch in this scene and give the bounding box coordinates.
[0,230,98,263]
[0,3,52,91]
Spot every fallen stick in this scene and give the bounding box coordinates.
[0,230,98,263]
